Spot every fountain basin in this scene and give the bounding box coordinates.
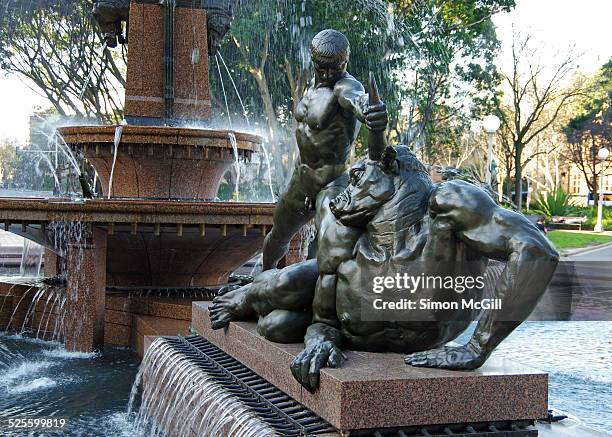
[0,197,274,287]
[59,125,262,199]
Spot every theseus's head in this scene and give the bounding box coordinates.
[310,29,350,85]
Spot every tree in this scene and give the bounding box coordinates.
[563,59,612,207]
[494,32,584,209]
[390,0,514,162]
[0,139,17,186]
[0,0,126,122]
[213,0,515,189]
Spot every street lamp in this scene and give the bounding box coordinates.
[594,147,610,232]
[482,115,501,186]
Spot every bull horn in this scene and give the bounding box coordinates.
[367,72,386,160]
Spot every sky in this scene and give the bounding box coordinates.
[0,0,610,144]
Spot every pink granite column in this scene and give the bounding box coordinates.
[64,228,107,352]
[43,248,58,277]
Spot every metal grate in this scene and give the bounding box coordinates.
[166,335,336,436]
[353,421,538,436]
[106,286,218,299]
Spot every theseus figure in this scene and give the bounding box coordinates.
[92,0,130,48]
[262,29,387,270]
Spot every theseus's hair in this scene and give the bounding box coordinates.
[310,29,350,65]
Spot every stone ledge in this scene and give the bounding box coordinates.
[192,301,548,432]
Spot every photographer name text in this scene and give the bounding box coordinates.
[372,298,502,311]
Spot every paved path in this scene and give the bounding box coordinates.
[567,242,612,261]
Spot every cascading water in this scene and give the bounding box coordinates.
[218,51,250,127]
[217,50,277,202]
[214,53,245,201]
[36,148,62,193]
[126,338,275,437]
[108,121,126,199]
[4,282,66,343]
[259,142,276,201]
[28,114,87,197]
[228,132,242,199]
[19,239,43,277]
[0,339,21,368]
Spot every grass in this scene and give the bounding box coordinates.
[547,230,612,250]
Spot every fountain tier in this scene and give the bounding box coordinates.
[0,198,274,287]
[60,125,261,199]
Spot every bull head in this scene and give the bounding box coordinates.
[330,146,398,228]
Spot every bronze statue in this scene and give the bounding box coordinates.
[92,0,130,48]
[261,29,388,270]
[211,139,559,392]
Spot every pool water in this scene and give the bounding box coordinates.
[0,334,139,437]
[0,322,610,436]
[458,321,612,434]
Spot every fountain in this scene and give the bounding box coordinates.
[1,4,603,437]
[0,0,311,353]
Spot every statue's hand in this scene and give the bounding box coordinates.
[364,102,388,132]
[404,342,486,370]
[290,340,343,392]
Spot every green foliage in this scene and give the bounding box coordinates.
[547,230,612,250]
[565,205,612,230]
[0,141,17,185]
[0,0,126,122]
[565,58,612,145]
[214,0,516,165]
[534,186,572,218]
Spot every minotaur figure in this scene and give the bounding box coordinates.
[211,142,559,392]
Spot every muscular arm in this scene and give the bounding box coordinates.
[306,274,342,344]
[426,180,559,364]
[291,276,343,392]
[335,76,368,122]
[290,187,349,392]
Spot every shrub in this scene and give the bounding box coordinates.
[584,206,612,230]
[534,186,572,218]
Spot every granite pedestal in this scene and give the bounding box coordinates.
[64,228,107,352]
[124,1,211,120]
[192,302,549,432]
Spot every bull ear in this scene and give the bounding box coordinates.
[381,146,398,174]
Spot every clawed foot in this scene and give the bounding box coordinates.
[404,343,486,370]
[290,341,343,393]
[209,287,249,330]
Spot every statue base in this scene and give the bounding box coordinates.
[193,302,549,432]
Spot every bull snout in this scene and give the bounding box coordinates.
[329,191,351,218]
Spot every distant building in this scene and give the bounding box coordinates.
[566,164,612,206]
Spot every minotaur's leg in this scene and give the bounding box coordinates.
[210,259,318,330]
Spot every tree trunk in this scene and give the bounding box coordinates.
[514,142,523,210]
[592,171,599,208]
